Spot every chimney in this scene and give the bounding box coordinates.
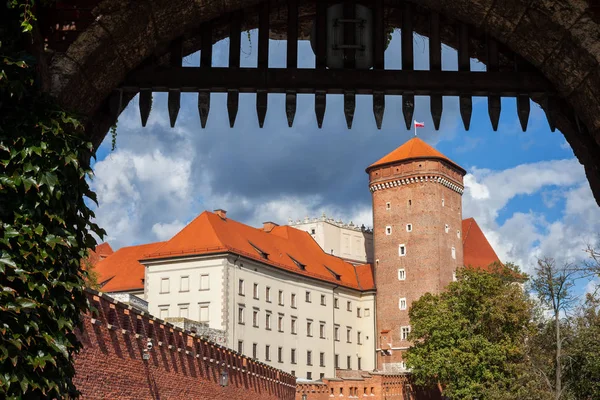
[262,221,279,232]
[214,209,227,219]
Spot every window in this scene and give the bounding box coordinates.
[238,306,245,324]
[310,228,316,235]
[278,290,284,305]
[452,246,456,259]
[334,325,340,341]
[319,322,326,339]
[178,304,189,318]
[199,274,210,290]
[399,298,407,310]
[406,223,412,232]
[365,308,371,317]
[346,327,352,343]
[401,326,411,340]
[400,361,406,370]
[320,294,326,305]
[238,279,245,296]
[265,286,271,302]
[278,314,284,332]
[398,268,406,280]
[305,291,311,303]
[265,312,272,330]
[253,283,259,299]
[399,244,406,256]
[265,345,271,361]
[199,303,209,322]
[278,347,283,363]
[307,350,312,366]
[445,224,449,233]
[306,372,312,380]
[386,202,391,210]
[291,348,297,364]
[306,320,313,337]
[347,355,351,369]
[291,317,297,334]
[357,307,361,318]
[357,331,362,344]
[358,357,362,370]
[453,271,457,281]
[253,310,259,327]
[180,276,189,292]
[408,199,412,206]
[385,226,392,235]
[334,298,339,309]
[237,340,243,354]
[457,229,461,238]
[291,293,297,308]
[159,306,168,319]
[347,301,352,311]
[320,373,325,380]
[160,278,170,294]
[291,370,296,377]
[320,352,325,367]
[442,198,445,207]
[335,354,339,368]
[252,343,258,359]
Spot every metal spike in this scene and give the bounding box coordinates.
[488,96,501,131]
[517,94,530,131]
[257,90,268,128]
[344,92,355,129]
[198,90,210,128]
[460,96,472,130]
[227,90,239,128]
[543,95,556,132]
[315,91,326,128]
[430,95,442,130]
[168,89,180,128]
[373,91,385,129]
[402,94,414,130]
[286,91,297,128]
[139,90,152,127]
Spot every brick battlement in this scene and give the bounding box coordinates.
[74,289,296,399]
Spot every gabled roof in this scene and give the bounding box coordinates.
[95,241,165,292]
[366,137,465,174]
[82,242,114,269]
[143,212,375,291]
[462,218,501,270]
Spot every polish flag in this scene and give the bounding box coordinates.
[414,120,425,128]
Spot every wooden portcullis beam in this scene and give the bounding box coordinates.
[121,67,554,97]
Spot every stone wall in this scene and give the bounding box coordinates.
[74,290,296,399]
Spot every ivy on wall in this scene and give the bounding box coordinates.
[1,2,104,398]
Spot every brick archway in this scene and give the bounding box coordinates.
[46,0,600,203]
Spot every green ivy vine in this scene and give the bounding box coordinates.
[1,1,104,398]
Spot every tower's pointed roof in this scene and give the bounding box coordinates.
[366,137,465,174]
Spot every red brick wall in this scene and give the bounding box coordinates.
[369,159,465,369]
[74,291,296,399]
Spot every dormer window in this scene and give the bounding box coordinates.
[288,254,306,270]
[324,265,341,281]
[248,241,269,259]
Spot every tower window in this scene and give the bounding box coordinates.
[399,298,407,310]
[399,244,406,257]
[457,230,461,238]
[386,226,392,235]
[452,247,456,259]
[408,199,412,206]
[406,224,412,232]
[310,228,315,235]
[442,198,445,207]
[386,202,391,210]
[398,269,406,280]
[445,224,449,233]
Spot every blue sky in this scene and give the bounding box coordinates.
[90,30,599,296]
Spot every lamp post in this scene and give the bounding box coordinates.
[220,369,229,387]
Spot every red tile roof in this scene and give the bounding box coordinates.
[143,212,375,291]
[366,137,465,174]
[82,242,114,268]
[95,241,165,292]
[462,218,501,270]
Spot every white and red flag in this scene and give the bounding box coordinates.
[413,120,425,135]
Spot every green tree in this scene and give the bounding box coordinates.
[404,266,536,400]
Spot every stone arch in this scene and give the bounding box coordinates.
[46,0,600,203]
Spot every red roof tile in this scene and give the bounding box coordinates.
[95,242,165,292]
[144,212,375,291]
[462,218,501,270]
[82,242,114,268]
[366,137,465,173]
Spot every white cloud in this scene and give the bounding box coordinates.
[152,220,186,241]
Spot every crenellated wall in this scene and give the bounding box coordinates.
[74,289,296,399]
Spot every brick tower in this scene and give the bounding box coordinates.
[366,137,466,371]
